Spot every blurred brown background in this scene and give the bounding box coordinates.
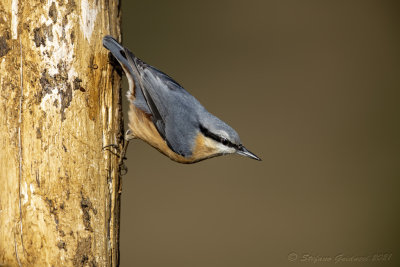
[119,1,400,266]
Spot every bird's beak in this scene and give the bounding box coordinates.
[236,145,261,161]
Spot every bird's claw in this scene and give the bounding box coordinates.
[103,143,119,150]
[103,130,132,184]
[102,144,121,157]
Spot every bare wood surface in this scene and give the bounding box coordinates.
[0,0,122,266]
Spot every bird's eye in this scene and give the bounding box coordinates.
[221,138,229,146]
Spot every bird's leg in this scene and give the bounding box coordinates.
[117,129,135,193]
[102,129,134,172]
[118,130,132,165]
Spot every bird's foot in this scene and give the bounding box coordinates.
[102,144,121,157]
[102,130,134,193]
[102,130,134,173]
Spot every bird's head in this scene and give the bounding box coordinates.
[195,113,261,161]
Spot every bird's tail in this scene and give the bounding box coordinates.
[102,35,152,114]
[102,35,134,74]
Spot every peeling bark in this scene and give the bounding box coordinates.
[0,0,122,266]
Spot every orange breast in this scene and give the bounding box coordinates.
[127,102,218,163]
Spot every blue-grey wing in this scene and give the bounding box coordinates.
[132,85,152,115]
[164,107,199,157]
[126,51,167,138]
[132,56,203,157]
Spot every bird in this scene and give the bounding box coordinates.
[103,35,260,164]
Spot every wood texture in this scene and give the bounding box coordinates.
[0,0,122,266]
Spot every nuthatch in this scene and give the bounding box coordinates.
[103,35,260,163]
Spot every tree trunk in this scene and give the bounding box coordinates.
[0,0,122,266]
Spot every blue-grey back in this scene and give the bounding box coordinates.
[132,57,206,157]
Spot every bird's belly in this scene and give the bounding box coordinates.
[128,104,219,164]
[128,104,193,163]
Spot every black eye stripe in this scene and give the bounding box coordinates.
[199,124,238,149]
